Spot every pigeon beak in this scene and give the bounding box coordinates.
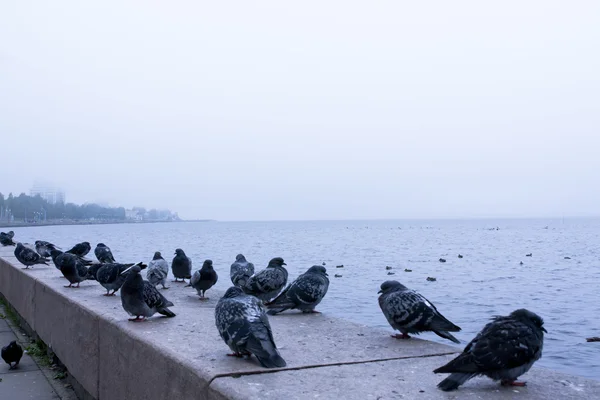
[282,262,287,265]
[542,327,547,333]
[377,289,382,294]
[325,273,329,276]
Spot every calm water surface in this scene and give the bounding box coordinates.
[12,218,600,380]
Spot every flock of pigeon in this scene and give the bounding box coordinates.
[0,229,546,392]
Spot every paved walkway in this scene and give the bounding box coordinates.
[0,307,62,400]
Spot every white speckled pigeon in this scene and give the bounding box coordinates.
[215,286,286,368]
[94,243,116,263]
[96,262,142,296]
[434,308,546,391]
[66,241,91,257]
[171,248,192,283]
[120,264,176,321]
[190,259,218,300]
[147,251,169,289]
[14,243,49,269]
[242,257,288,302]
[378,280,461,343]
[266,265,329,315]
[230,254,255,287]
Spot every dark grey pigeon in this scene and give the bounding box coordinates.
[434,308,546,391]
[51,249,91,288]
[189,259,218,300]
[94,243,116,263]
[96,262,140,296]
[215,286,286,368]
[230,254,255,287]
[35,240,60,257]
[242,257,288,302]
[266,265,329,315]
[50,248,93,273]
[171,248,192,283]
[66,241,91,257]
[378,280,461,343]
[1,341,23,370]
[120,264,176,322]
[0,231,16,246]
[14,243,49,269]
[147,251,169,289]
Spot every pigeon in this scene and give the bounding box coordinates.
[230,254,255,287]
[34,240,60,257]
[94,243,116,263]
[378,280,461,343]
[120,264,176,322]
[189,259,218,300]
[66,241,91,257]
[96,262,140,296]
[434,308,546,391]
[171,248,192,283]
[14,243,50,269]
[1,341,23,370]
[0,231,16,246]
[266,265,329,315]
[51,249,91,288]
[242,257,288,302]
[147,251,169,289]
[215,286,286,368]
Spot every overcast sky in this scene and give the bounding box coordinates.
[1,1,598,221]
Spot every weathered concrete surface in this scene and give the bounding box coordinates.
[1,245,599,400]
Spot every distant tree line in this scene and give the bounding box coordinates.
[0,192,178,223]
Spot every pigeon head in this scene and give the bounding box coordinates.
[153,251,163,260]
[97,243,106,247]
[307,265,328,276]
[202,259,214,269]
[83,241,91,246]
[378,280,407,294]
[267,257,286,267]
[510,308,547,333]
[175,248,185,256]
[235,254,246,262]
[223,286,244,298]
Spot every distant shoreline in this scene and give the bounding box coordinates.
[0,219,214,229]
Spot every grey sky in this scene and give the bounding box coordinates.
[1,1,599,221]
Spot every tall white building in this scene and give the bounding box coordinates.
[30,183,66,204]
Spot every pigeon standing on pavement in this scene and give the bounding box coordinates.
[147,251,169,289]
[190,259,218,300]
[215,286,286,368]
[242,257,288,302]
[1,341,23,370]
[96,262,140,296]
[94,243,116,263]
[34,240,60,257]
[434,308,546,391]
[120,264,176,322]
[266,265,329,315]
[66,241,91,257]
[14,243,49,269]
[378,280,461,343]
[171,248,192,283]
[0,231,16,246]
[51,249,91,288]
[230,254,255,287]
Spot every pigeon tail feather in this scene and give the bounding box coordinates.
[157,307,176,317]
[437,373,475,391]
[434,330,460,344]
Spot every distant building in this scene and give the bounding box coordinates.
[30,183,66,204]
[125,209,143,221]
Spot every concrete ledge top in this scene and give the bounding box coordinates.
[1,246,599,399]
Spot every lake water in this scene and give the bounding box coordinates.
[9,218,600,380]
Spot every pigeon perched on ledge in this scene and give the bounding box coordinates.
[120,264,176,322]
[94,243,116,263]
[147,251,169,289]
[172,248,192,283]
[96,262,142,296]
[14,243,49,269]
[230,254,255,287]
[189,259,218,300]
[242,257,288,302]
[266,265,329,315]
[35,240,60,257]
[0,231,16,246]
[215,286,286,368]
[51,249,92,288]
[1,341,23,370]
[434,308,546,391]
[378,280,461,343]
[66,241,91,257]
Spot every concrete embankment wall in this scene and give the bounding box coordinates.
[1,247,598,399]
